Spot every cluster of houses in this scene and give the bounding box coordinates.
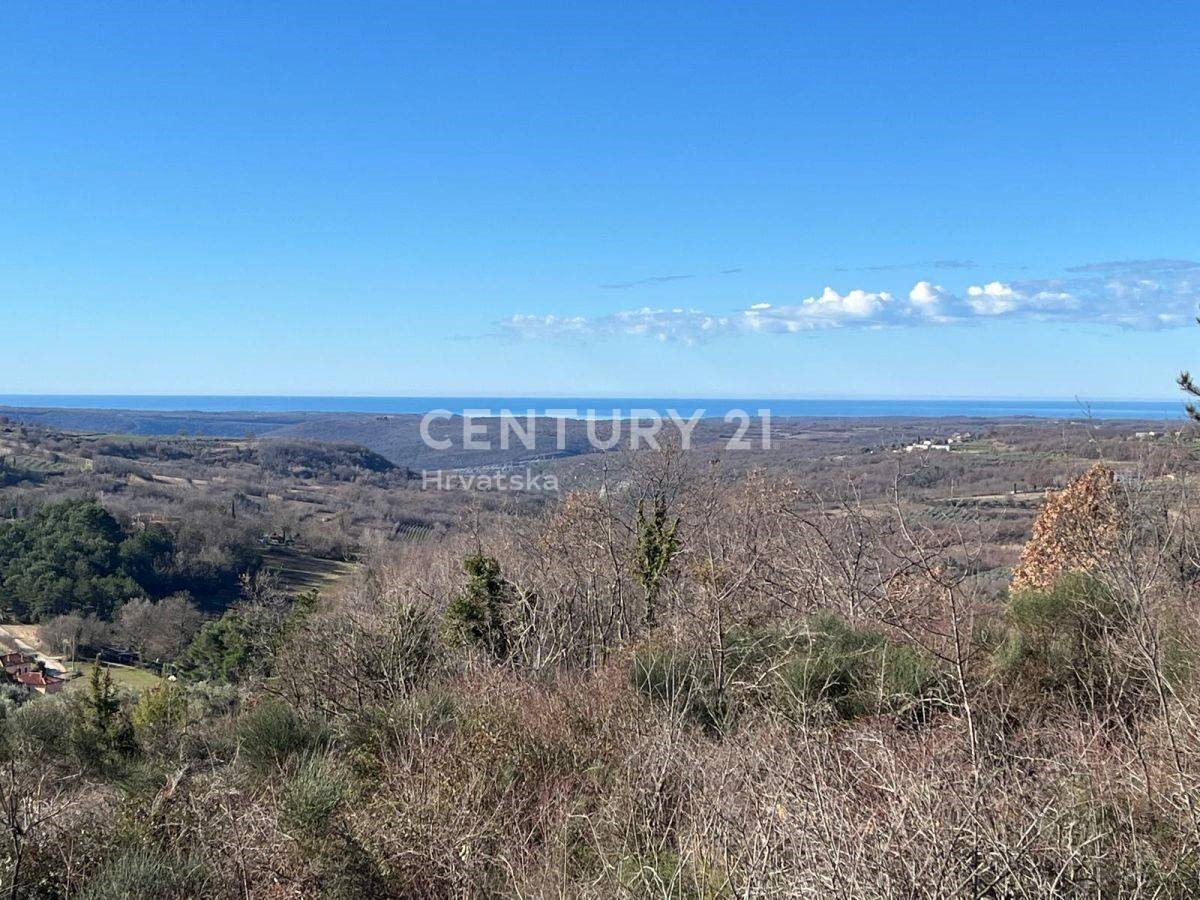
[1134,430,1187,441]
[898,432,974,454]
[1,650,65,695]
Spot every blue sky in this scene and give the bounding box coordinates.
[2,1,1198,398]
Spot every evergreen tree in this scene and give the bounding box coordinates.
[174,613,253,682]
[71,659,135,767]
[1179,366,1200,420]
[442,555,510,660]
[83,662,120,735]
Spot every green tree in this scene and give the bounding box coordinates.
[1179,365,1200,420]
[118,525,176,595]
[442,555,510,660]
[174,613,253,682]
[83,662,120,734]
[633,495,681,628]
[71,660,134,766]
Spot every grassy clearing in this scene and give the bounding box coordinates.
[68,662,162,692]
[261,548,359,595]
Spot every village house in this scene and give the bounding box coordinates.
[14,670,64,695]
[0,635,68,696]
[1,651,36,677]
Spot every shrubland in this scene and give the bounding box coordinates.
[2,435,1200,895]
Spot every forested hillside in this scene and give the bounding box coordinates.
[0,499,251,621]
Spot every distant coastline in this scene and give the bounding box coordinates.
[0,395,1187,421]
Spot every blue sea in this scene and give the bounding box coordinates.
[0,395,1188,420]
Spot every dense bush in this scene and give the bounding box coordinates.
[630,646,729,731]
[237,699,328,775]
[281,753,350,837]
[631,615,944,731]
[776,613,944,722]
[993,573,1189,716]
[131,681,189,754]
[79,849,216,900]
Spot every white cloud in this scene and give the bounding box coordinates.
[501,313,592,337]
[966,281,1018,315]
[742,287,899,333]
[908,281,944,307]
[907,281,965,322]
[501,306,732,345]
[499,259,1200,342]
[958,260,1200,327]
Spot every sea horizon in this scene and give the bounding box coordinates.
[0,394,1189,421]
